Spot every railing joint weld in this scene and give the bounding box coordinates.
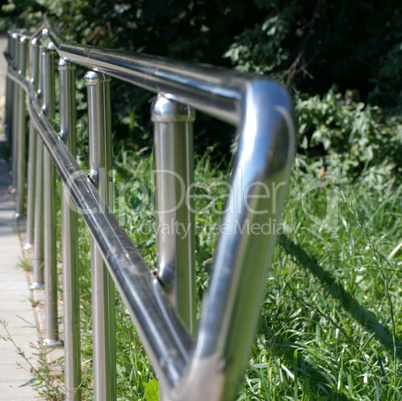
[86,173,97,186]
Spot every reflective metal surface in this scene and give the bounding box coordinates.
[42,42,60,346]
[5,33,14,157]
[46,19,247,125]
[85,70,116,401]
[6,20,296,401]
[174,82,295,401]
[152,94,197,335]
[59,57,81,401]
[15,36,28,218]
[24,37,39,250]
[32,134,44,289]
[5,74,13,146]
[11,33,19,194]
[8,66,193,389]
[31,36,44,288]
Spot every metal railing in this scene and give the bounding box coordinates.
[4,19,296,401]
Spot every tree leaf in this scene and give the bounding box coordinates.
[144,379,159,401]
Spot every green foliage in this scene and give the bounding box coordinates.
[144,379,159,401]
[1,0,254,150]
[368,40,402,108]
[224,9,293,76]
[0,320,64,400]
[297,89,402,185]
[3,0,402,399]
[238,156,402,400]
[224,1,402,107]
[51,144,402,400]
[3,0,401,155]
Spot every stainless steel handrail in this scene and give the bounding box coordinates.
[5,19,296,401]
[7,58,193,382]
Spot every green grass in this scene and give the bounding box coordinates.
[239,158,402,401]
[37,143,401,400]
[17,254,32,272]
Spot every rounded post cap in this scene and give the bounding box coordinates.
[151,94,195,123]
[84,70,99,86]
[58,57,68,70]
[47,41,56,51]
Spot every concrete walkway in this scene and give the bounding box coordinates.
[0,156,42,400]
[0,30,42,397]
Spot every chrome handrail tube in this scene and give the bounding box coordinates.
[6,18,296,401]
[46,19,242,125]
[7,66,193,389]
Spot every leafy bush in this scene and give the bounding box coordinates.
[2,0,402,151]
[297,89,402,186]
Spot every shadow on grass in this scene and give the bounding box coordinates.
[278,234,402,361]
[254,332,353,401]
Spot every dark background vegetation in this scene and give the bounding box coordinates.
[1,0,401,179]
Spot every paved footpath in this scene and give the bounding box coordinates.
[0,156,42,400]
[0,32,42,400]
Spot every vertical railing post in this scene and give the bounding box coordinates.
[31,33,45,289]
[32,139,44,288]
[24,37,39,249]
[42,40,60,346]
[5,76,13,144]
[11,32,19,194]
[15,35,28,219]
[5,31,13,146]
[85,70,116,401]
[151,94,197,335]
[59,57,81,400]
